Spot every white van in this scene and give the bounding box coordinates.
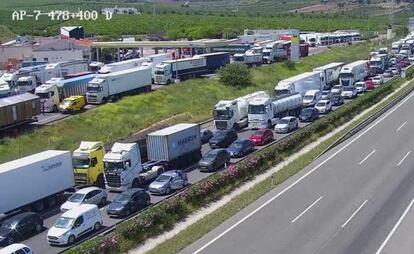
[302,89,322,107]
[47,204,103,246]
[0,244,33,254]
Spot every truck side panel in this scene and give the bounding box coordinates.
[0,94,40,130]
[108,67,152,96]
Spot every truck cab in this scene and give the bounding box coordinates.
[248,97,274,129]
[59,96,86,114]
[35,81,60,112]
[16,76,38,94]
[73,141,105,187]
[214,100,242,130]
[153,63,172,85]
[104,143,143,192]
[0,73,18,98]
[86,77,107,104]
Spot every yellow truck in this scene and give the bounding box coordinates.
[59,95,86,114]
[72,141,105,187]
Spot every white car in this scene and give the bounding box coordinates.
[0,244,33,254]
[390,67,400,75]
[274,116,298,133]
[60,187,107,212]
[408,55,414,62]
[331,85,343,95]
[314,100,332,114]
[355,81,367,94]
[341,86,358,99]
[372,75,384,86]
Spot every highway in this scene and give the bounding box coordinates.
[179,89,414,254]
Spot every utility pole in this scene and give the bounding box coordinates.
[153,0,156,16]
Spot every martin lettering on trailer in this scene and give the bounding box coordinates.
[177,135,198,146]
[41,162,63,172]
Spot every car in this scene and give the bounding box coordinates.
[302,89,322,107]
[59,96,86,114]
[226,139,255,158]
[355,81,367,93]
[47,204,102,246]
[248,128,274,146]
[390,67,400,75]
[321,90,332,100]
[149,170,188,195]
[200,129,214,144]
[60,187,107,212]
[314,100,332,114]
[365,79,375,90]
[0,212,43,246]
[0,243,33,254]
[209,129,238,149]
[408,55,414,62]
[399,59,410,68]
[389,58,396,66]
[372,75,384,86]
[107,188,150,218]
[199,149,231,172]
[331,94,344,106]
[341,86,357,99]
[331,85,343,95]
[299,107,319,122]
[274,116,298,133]
[383,69,394,78]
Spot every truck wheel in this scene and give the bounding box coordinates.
[232,123,239,131]
[166,79,171,85]
[102,97,107,104]
[267,120,272,129]
[34,200,44,212]
[47,196,57,208]
[53,105,58,112]
[96,174,105,188]
[67,235,76,245]
[132,179,140,188]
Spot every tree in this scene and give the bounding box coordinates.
[218,63,252,87]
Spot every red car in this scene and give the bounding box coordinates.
[365,79,375,90]
[248,128,274,146]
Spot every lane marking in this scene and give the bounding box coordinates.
[359,149,376,165]
[397,151,411,167]
[291,196,323,223]
[375,196,414,254]
[396,121,407,132]
[192,92,414,254]
[341,200,368,228]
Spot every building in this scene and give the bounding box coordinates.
[60,26,85,40]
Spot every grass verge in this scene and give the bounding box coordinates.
[144,79,414,254]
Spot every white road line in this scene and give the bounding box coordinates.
[341,200,368,228]
[396,121,407,132]
[359,149,376,165]
[291,196,323,223]
[375,196,414,254]
[192,92,414,254]
[397,151,411,167]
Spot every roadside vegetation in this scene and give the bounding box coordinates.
[218,63,252,87]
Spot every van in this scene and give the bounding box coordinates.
[302,89,322,107]
[0,244,33,254]
[47,204,102,246]
[59,95,86,114]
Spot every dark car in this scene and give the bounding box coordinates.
[209,129,238,149]
[299,107,319,122]
[0,212,43,246]
[201,129,214,144]
[248,128,274,146]
[331,94,344,106]
[226,139,255,158]
[107,188,150,218]
[199,149,231,172]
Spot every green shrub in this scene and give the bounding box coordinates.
[218,63,252,87]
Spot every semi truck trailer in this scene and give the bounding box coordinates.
[339,60,369,87]
[275,71,323,97]
[313,62,344,89]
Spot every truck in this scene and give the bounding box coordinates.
[0,93,40,131]
[211,44,253,55]
[369,54,388,75]
[275,71,323,97]
[72,141,106,187]
[44,60,88,77]
[35,74,96,112]
[0,150,75,215]
[234,47,263,67]
[213,91,269,130]
[262,41,283,64]
[248,93,303,129]
[313,62,344,89]
[104,124,201,191]
[86,66,152,104]
[153,52,230,85]
[391,42,403,55]
[0,73,18,97]
[339,60,369,87]
[98,58,149,74]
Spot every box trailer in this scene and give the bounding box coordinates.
[98,58,148,74]
[275,71,323,97]
[339,60,369,86]
[0,150,75,214]
[147,123,202,169]
[313,62,344,89]
[0,93,40,131]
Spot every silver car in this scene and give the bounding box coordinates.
[60,187,107,212]
[274,116,298,133]
[149,170,188,195]
[321,90,332,100]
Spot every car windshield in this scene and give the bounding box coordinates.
[356,83,363,87]
[373,77,381,80]
[203,151,218,161]
[230,141,244,149]
[114,194,131,205]
[36,92,50,99]
[340,73,354,79]
[214,131,227,138]
[248,105,265,114]
[17,81,31,87]
[316,102,326,107]
[1,220,17,229]
[54,217,74,229]
[301,108,313,114]
[279,119,289,124]
[343,87,354,91]
[68,193,85,203]
[322,91,329,95]
[72,157,90,168]
[154,70,164,75]
[87,85,100,93]
[61,100,74,106]
[304,95,314,100]
[263,52,270,56]
[156,175,171,182]
[253,131,265,136]
[333,86,341,89]
[214,109,231,120]
[105,161,125,172]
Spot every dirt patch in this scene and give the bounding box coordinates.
[290,3,338,13]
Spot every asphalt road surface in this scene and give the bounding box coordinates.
[180,89,414,254]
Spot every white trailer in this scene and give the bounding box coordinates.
[275,71,323,97]
[234,48,263,67]
[86,66,152,104]
[213,91,269,130]
[0,73,18,97]
[248,93,303,129]
[339,60,369,87]
[0,150,74,214]
[262,41,285,64]
[313,62,344,89]
[45,60,88,77]
[98,58,148,74]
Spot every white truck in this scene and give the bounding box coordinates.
[339,60,369,87]
[35,74,96,112]
[0,150,75,215]
[86,66,152,104]
[275,71,323,97]
[313,62,344,89]
[98,58,149,74]
[0,73,18,97]
[248,93,303,129]
[369,54,388,75]
[234,47,263,67]
[262,40,287,64]
[391,41,403,55]
[213,91,269,130]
